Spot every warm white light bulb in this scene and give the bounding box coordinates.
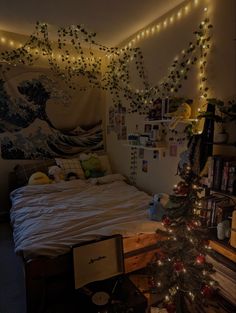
[1,37,6,43]
[165,295,170,301]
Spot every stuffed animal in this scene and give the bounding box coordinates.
[48,165,64,183]
[28,172,51,185]
[165,102,192,129]
[81,156,104,178]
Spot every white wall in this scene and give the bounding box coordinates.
[106,0,236,195]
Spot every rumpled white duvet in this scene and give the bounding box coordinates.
[10,174,160,259]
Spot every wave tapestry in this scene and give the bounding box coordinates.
[0,65,104,159]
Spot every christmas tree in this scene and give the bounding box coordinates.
[147,105,218,312]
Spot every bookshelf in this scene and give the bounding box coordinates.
[205,132,236,262]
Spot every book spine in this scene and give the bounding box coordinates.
[212,156,224,191]
[227,165,236,195]
[221,161,230,192]
[207,156,214,188]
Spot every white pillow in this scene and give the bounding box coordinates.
[55,158,85,179]
[89,174,125,185]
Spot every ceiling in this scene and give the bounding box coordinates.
[0,0,185,46]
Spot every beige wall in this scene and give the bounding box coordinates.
[0,0,235,211]
[106,0,236,195]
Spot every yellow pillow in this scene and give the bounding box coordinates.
[28,172,50,185]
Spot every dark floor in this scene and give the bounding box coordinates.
[0,222,235,313]
[0,222,26,313]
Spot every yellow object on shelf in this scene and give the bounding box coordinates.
[230,210,236,248]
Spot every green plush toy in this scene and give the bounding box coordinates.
[81,156,104,178]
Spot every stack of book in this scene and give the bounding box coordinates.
[207,253,236,308]
[200,195,235,228]
[207,155,236,195]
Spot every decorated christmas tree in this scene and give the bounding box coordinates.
[147,104,218,312]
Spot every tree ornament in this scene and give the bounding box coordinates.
[173,181,189,195]
[173,261,184,273]
[196,254,206,264]
[162,216,171,227]
[165,302,176,313]
[201,284,214,298]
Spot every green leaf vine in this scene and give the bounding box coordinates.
[0,18,213,114]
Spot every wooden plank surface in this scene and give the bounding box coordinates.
[209,240,236,263]
[123,233,161,253]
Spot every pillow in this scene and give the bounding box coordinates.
[89,174,126,185]
[55,158,85,179]
[14,160,56,187]
[79,153,112,176]
[81,156,104,178]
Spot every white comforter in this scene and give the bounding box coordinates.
[10,175,160,259]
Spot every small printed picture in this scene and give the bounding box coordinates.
[142,160,148,173]
[121,126,127,140]
[144,124,152,133]
[121,114,126,125]
[115,114,121,126]
[161,150,166,158]
[153,151,159,159]
[169,144,178,157]
[109,107,115,125]
[139,148,144,159]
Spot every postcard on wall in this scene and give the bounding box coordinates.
[139,148,144,159]
[142,160,148,173]
[169,144,178,157]
[144,124,152,134]
[153,150,159,159]
[121,126,127,140]
[109,107,115,125]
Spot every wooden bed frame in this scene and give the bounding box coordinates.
[24,232,162,313]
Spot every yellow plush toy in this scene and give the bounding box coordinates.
[28,172,51,185]
[165,102,192,129]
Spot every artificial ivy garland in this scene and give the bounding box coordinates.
[0,18,212,114]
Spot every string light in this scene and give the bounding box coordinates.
[120,0,209,49]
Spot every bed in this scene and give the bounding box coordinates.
[9,170,163,313]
